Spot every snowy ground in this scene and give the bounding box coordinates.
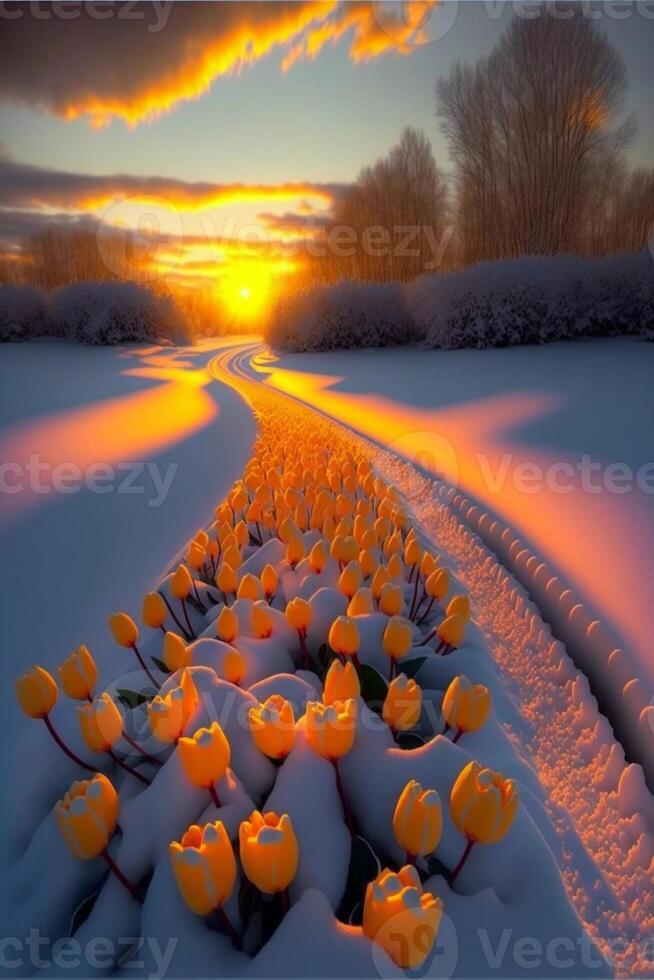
[245,338,654,782]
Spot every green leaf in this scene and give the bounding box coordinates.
[359,664,388,714]
[151,656,171,675]
[400,656,427,680]
[116,688,151,710]
[336,835,382,926]
[396,731,425,750]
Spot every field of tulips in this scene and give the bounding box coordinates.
[12,384,614,977]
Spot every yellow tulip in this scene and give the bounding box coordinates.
[425,567,450,601]
[285,597,312,632]
[322,514,336,541]
[393,780,442,859]
[187,541,206,571]
[362,865,443,969]
[216,606,238,643]
[169,821,237,915]
[420,552,437,578]
[148,686,186,743]
[449,761,519,882]
[286,535,305,568]
[347,587,374,617]
[222,545,242,570]
[16,665,58,718]
[178,722,230,791]
[383,617,413,662]
[360,529,377,551]
[436,613,466,651]
[237,573,263,601]
[260,564,278,599]
[328,615,360,657]
[305,699,357,760]
[248,695,296,760]
[108,612,138,648]
[230,487,248,512]
[239,811,299,894]
[216,563,238,597]
[404,537,422,568]
[379,582,404,617]
[142,591,167,629]
[55,773,118,859]
[252,601,273,639]
[221,647,246,685]
[442,676,491,740]
[371,565,390,600]
[384,529,403,558]
[78,693,123,753]
[359,547,379,578]
[383,675,422,731]
[171,565,193,600]
[162,632,191,672]
[374,515,391,543]
[447,594,471,622]
[309,540,328,574]
[234,519,249,549]
[387,552,405,581]
[195,530,209,549]
[323,660,360,704]
[58,645,98,701]
[338,560,362,599]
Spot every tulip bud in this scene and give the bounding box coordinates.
[169,821,237,915]
[148,686,186,743]
[437,613,466,650]
[420,552,437,578]
[374,515,391,542]
[338,560,362,599]
[142,591,167,629]
[180,668,199,721]
[426,568,450,601]
[221,648,246,685]
[359,547,379,578]
[108,612,138,648]
[383,675,422,731]
[16,665,58,718]
[328,615,360,657]
[323,660,360,704]
[195,530,209,549]
[322,514,336,541]
[383,617,413,661]
[252,601,273,639]
[384,529,403,557]
[216,563,238,596]
[447,594,471,622]
[387,552,404,581]
[347,587,374,617]
[260,564,278,598]
[163,632,191,672]
[239,811,299,894]
[309,540,328,574]
[393,780,442,859]
[379,583,404,617]
[286,535,305,568]
[178,722,230,788]
[360,528,377,551]
[58,645,97,701]
[285,597,312,633]
[230,487,248,512]
[362,865,443,969]
[237,573,263,601]
[78,693,123,753]
[216,606,238,643]
[234,520,249,549]
[404,538,422,568]
[371,565,390,600]
[222,545,242,570]
[170,565,192,600]
[305,698,357,760]
[55,773,118,859]
[248,695,296,760]
[187,541,206,571]
[450,761,518,844]
[442,676,491,735]
[278,516,300,545]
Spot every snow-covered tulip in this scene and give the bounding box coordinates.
[328,615,360,664]
[383,675,422,732]
[449,761,519,884]
[260,564,278,600]
[162,631,190,673]
[78,693,123,753]
[109,611,157,686]
[237,573,263,601]
[348,587,374,617]
[285,597,312,668]
[252,601,273,639]
[16,665,58,718]
[239,811,299,895]
[338,560,362,599]
[447,594,471,622]
[55,773,118,859]
[58,645,98,701]
[142,591,167,630]
[305,698,357,761]
[148,686,186,743]
[393,780,442,862]
[169,822,237,920]
[442,676,491,741]
[379,582,404,617]
[362,865,443,969]
[286,535,305,569]
[216,606,238,643]
[309,539,328,574]
[435,613,466,654]
[248,695,296,760]
[323,660,360,704]
[221,648,246,685]
[178,722,230,805]
[382,617,413,681]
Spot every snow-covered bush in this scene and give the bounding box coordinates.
[48,281,189,345]
[0,284,49,341]
[267,280,418,352]
[410,251,654,350]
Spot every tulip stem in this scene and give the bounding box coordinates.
[416,597,434,627]
[130,642,159,689]
[452,729,463,745]
[449,839,475,886]
[157,591,192,641]
[191,578,207,612]
[408,571,420,619]
[332,759,354,835]
[101,848,142,903]
[208,905,240,947]
[108,748,151,785]
[388,658,396,683]
[180,599,196,640]
[405,851,417,867]
[298,630,310,670]
[42,715,100,772]
[120,730,162,766]
[158,625,167,635]
[208,784,221,808]
[281,887,290,916]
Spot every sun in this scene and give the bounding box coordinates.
[239,286,251,301]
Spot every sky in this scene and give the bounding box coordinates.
[1,0,653,302]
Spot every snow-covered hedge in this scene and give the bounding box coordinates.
[267,280,419,352]
[0,281,190,345]
[0,284,49,341]
[409,251,654,350]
